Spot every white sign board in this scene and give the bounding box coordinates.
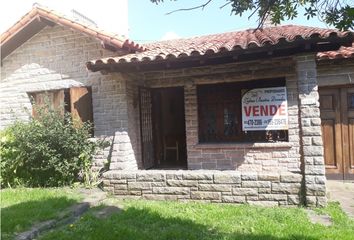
[242,87,288,131]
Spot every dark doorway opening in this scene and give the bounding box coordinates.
[139,87,187,169]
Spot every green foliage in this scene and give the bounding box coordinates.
[151,0,354,30]
[0,104,105,187]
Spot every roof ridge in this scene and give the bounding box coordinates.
[0,4,145,52]
[145,24,344,47]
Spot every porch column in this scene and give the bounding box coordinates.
[295,54,327,207]
[184,80,201,169]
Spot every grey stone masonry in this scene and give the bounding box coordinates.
[295,54,327,207]
[103,170,302,206]
[0,25,131,169]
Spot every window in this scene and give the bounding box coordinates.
[197,79,288,143]
[29,87,93,131]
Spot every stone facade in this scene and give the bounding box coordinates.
[1,23,333,207]
[101,55,327,206]
[103,170,302,206]
[0,25,135,169]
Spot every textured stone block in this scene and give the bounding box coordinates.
[153,187,190,195]
[306,184,326,196]
[214,172,241,184]
[272,183,301,194]
[128,182,151,190]
[305,165,326,175]
[167,180,198,187]
[232,187,258,196]
[198,184,232,192]
[280,173,302,183]
[303,146,323,156]
[221,195,246,203]
[241,172,258,181]
[182,172,213,180]
[191,191,221,200]
[258,173,280,181]
[242,181,271,188]
[137,172,165,182]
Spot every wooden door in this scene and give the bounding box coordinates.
[342,87,354,179]
[320,86,354,180]
[139,87,155,169]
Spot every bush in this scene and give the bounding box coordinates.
[0,104,104,187]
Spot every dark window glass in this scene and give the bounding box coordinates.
[348,93,354,109]
[197,79,288,143]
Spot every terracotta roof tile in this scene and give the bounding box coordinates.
[317,43,354,60]
[86,25,352,69]
[0,4,144,52]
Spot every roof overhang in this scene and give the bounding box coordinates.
[86,33,353,73]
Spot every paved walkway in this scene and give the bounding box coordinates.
[327,180,354,218]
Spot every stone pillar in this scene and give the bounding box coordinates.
[109,131,138,170]
[295,54,327,207]
[184,80,201,170]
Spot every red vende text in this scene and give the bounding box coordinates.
[244,104,286,117]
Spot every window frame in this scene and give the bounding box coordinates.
[197,78,288,144]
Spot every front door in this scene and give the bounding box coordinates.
[319,86,354,180]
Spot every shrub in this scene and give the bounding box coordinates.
[0,104,104,187]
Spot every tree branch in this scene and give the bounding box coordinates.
[165,0,213,15]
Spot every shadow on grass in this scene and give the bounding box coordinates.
[41,204,320,240]
[1,197,78,240]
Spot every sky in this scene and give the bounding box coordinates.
[0,0,329,43]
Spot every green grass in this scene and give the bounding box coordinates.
[40,200,354,240]
[0,188,80,240]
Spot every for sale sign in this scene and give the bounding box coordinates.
[242,87,288,131]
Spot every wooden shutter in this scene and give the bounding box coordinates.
[69,87,93,125]
[30,90,64,117]
[139,87,155,169]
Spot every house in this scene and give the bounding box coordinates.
[1,5,353,207]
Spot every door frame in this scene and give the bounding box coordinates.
[319,84,354,180]
[139,86,187,169]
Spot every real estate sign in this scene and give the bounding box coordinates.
[242,87,288,131]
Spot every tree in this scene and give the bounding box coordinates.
[151,0,354,30]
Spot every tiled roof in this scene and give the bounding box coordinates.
[86,25,353,69]
[0,4,144,53]
[317,43,354,60]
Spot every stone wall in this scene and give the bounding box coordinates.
[103,170,302,206]
[0,24,134,169]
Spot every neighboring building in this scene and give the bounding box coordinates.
[1,5,353,207]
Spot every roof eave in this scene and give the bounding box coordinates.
[86,34,354,73]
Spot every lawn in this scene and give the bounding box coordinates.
[40,199,354,240]
[2,188,354,240]
[0,188,80,240]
